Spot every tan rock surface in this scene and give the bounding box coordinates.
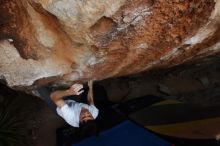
[0,0,220,88]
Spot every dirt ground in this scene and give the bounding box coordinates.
[0,84,65,146]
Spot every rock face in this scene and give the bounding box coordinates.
[0,0,220,88]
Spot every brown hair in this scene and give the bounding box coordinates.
[79,120,98,138]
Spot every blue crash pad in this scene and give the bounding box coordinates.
[74,120,171,146]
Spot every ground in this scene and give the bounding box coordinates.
[0,56,220,146]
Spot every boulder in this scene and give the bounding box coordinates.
[0,0,219,89]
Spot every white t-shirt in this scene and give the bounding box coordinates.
[56,100,99,127]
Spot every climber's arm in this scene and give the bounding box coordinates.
[87,80,94,105]
[50,84,83,107]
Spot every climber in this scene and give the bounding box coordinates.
[50,80,99,137]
